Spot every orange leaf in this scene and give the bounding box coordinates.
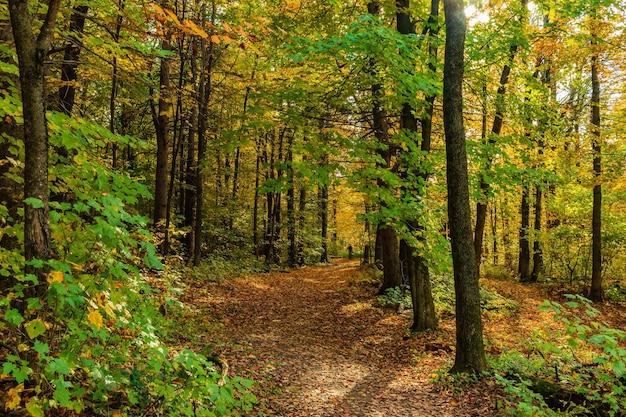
[47,271,64,284]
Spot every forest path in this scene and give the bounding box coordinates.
[192,259,494,416]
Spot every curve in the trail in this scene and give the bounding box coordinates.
[203,260,491,416]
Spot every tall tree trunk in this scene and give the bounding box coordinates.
[474,45,518,272]
[184,39,199,255]
[297,184,307,265]
[362,203,372,264]
[377,225,402,293]
[319,153,330,263]
[253,139,261,259]
[287,145,296,267]
[589,30,603,302]
[193,5,215,267]
[443,0,488,374]
[57,5,88,118]
[474,1,526,272]
[518,183,531,281]
[397,0,439,332]
[531,184,543,280]
[152,37,171,227]
[9,0,62,301]
[109,0,123,169]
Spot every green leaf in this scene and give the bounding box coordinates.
[5,308,23,326]
[53,383,71,407]
[47,358,71,376]
[25,319,46,339]
[33,340,50,355]
[25,398,44,417]
[24,197,45,208]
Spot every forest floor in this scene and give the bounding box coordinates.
[179,258,623,417]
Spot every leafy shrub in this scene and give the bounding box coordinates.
[377,286,411,309]
[0,112,255,416]
[493,294,626,416]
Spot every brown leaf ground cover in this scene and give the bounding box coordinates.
[184,259,548,416]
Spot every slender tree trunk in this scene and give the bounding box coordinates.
[397,0,439,332]
[297,185,307,265]
[443,0,488,374]
[363,203,371,264]
[518,183,531,281]
[374,223,383,266]
[531,184,543,280]
[193,6,215,266]
[109,1,123,169]
[9,0,62,301]
[152,33,171,227]
[319,154,330,263]
[287,147,296,267]
[474,1,526,272]
[589,31,603,302]
[57,5,88,118]
[253,139,261,259]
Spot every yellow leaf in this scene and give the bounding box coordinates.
[6,383,24,410]
[87,309,103,329]
[47,270,64,284]
[210,35,221,44]
[222,22,232,32]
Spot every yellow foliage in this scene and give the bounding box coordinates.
[47,270,64,284]
[87,309,104,329]
[5,383,24,410]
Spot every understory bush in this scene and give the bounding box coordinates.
[0,113,255,416]
[492,294,626,416]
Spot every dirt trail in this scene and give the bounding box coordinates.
[196,260,495,416]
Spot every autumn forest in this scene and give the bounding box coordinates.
[1,0,626,415]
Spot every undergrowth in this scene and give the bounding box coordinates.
[492,295,626,416]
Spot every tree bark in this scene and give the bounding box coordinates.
[152,28,171,228]
[377,225,402,293]
[57,5,88,117]
[193,5,215,266]
[518,183,531,282]
[443,0,488,374]
[319,153,330,263]
[397,0,439,332]
[9,0,62,301]
[531,184,543,281]
[589,31,603,302]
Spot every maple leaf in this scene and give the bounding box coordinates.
[87,309,104,329]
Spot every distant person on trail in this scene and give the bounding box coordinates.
[348,245,353,259]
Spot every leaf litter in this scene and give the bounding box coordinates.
[191,259,504,416]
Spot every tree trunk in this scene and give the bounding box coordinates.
[589,31,603,302]
[297,185,307,265]
[319,154,330,263]
[193,8,215,266]
[57,5,88,118]
[531,185,543,281]
[474,1,526,272]
[9,0,62,301]
[183,41,199,255]
[518,183,532,282]
[397,0,439,332]
[443,0,488,374]
[152,32,171,228]
[378,225,402,294]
